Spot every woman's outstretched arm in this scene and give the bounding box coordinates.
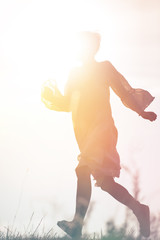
[106,61,157,121]
[41,86,71,112]
[41,69,77,112]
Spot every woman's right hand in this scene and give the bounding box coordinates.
[41,86,55,102]
[140,111,157,121]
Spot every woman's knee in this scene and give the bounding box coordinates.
[75,166,91,179]
[100,176,115,192]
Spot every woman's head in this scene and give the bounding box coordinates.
[75,31,101,63]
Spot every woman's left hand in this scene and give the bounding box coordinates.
[140,111,157,121]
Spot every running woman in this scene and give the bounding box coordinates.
[41,31,157,239]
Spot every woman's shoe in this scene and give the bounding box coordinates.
[57,220,82,239]
[133,203,150,238]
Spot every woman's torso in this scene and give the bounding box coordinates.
[68,61,115,147]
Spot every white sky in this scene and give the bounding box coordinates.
[0,0,160,236]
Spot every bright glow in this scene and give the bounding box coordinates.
[0,0,160,236]
[0,0,117,101]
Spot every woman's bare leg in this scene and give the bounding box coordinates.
[100,176,138,208]
[57,166,91,238]
[100,176,150,237]
[74,166,92,224]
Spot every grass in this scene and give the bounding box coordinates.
[2,168,160,240]
[1,212,160,240]
[0,220,147,240]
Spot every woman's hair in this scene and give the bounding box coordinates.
[76,31,101,57]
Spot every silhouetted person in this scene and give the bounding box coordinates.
[41,31,157,239]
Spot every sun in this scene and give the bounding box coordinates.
[1,0,116,105]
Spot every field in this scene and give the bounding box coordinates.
[1,171,160,240]
[1,217,160,240]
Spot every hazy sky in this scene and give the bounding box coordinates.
[0,0,160,236]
